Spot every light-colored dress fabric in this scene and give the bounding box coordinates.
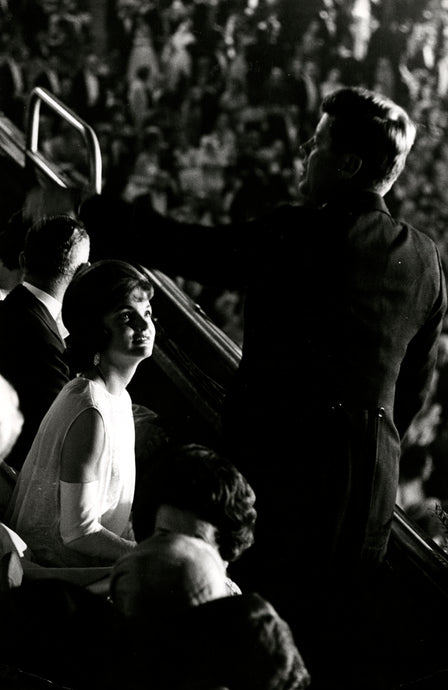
[6,378,135,567]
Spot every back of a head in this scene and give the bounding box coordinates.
[322,86,416,194]
[62,259,154,372]
[132,442,257,562]
[23,214,89,285]
[0,210,33,271]
[146,593,311,690]
[110,532,228,622]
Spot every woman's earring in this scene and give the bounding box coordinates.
[93,352,101,366]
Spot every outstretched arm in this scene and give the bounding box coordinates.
[79,192,257,288]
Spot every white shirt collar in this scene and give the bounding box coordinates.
[22,281,62,321]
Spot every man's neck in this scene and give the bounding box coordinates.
[24,275,64,302]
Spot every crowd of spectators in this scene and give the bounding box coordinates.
[1,0,448,342]
[0,3,447,283]
[3,0,448,548]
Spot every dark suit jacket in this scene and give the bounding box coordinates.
[0,285,69,470]
[81,190,447,604]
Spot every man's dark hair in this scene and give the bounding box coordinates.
[0,210,33,270]
[322,87,416,193]
[62,259,154,372]
[132,442,257,562]
[23,215,89,281]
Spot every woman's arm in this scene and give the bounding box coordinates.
[60,408,136,562]
[63,526,135,562]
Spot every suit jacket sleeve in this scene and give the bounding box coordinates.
[80,193,264,289]
[0,291,69,467]
[394,250,447,438]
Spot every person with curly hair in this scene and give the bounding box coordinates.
[126,441,257,595]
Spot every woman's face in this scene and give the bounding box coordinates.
[102,286,155,365]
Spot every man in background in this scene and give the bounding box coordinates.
[0,215,89,470]
[80,88,446,687]
[0,209,31,300]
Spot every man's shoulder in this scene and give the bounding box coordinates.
[258,202,319,231]
[2,284,38,309]
[0,285,59,338]
[0,286,32,324]
[393,215,441,257]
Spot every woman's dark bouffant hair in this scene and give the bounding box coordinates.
[62,259,154,373]
[132,443,257,563]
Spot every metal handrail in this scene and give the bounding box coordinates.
[391,505,448,597]
[26,87,102,195]
[148,268,242,370]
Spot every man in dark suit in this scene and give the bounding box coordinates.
[80,88,446,680]
[66,52,109,126]
[0,215,90,471]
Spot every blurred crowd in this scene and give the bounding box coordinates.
[3,2,448,260]
[2,2,448,246]
[3,0,448,549]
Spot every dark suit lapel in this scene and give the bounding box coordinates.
[13,285,63,345]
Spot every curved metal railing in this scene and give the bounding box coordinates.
[26,87,102,195]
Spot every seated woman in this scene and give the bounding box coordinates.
[6,260,155,567]
[130,442,257,594]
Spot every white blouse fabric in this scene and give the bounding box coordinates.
[7,377,136,566]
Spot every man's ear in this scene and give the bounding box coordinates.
[339,152,363,179]
[18,251,26,272]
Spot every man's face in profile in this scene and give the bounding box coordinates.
[299,113,345,206]
[70,234,90,277]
